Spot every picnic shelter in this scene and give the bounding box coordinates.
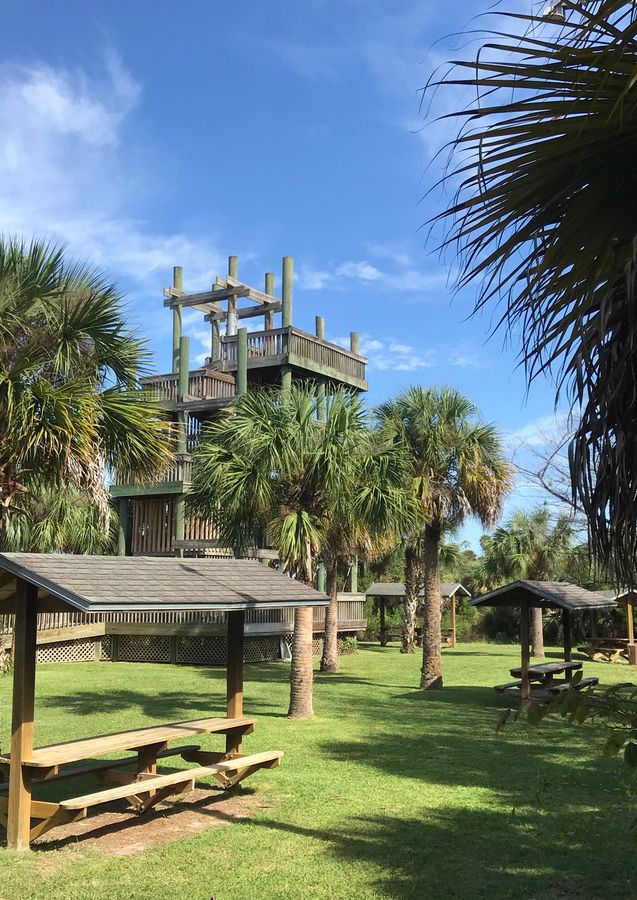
[0,553,329,851]
[365,582,471,647]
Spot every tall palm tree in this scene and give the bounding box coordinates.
[189,385,409,712]
[378,387,512,689]
[0,237,171,529]
[481,508,576,656]
[430,2,637,586]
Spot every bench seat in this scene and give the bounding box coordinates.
[60,750,284,811]
[6,717,256,768]
[494,680,523,692]
[549,677,599,694]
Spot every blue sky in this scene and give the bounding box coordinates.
[1,0,561,548]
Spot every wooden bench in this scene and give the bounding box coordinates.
[578,643,628,664]
[494,680,523,693]
[548,677,598,694]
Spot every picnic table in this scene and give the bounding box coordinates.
[0,716,282,843]
[496,660,598,697]
[578,637,630,663]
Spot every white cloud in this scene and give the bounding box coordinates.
[335,260,382,282]
[0,56,225,294]
[332,332,438,372]
[447,347,485,369]
[297,256,447,297]
[506,412,572,451]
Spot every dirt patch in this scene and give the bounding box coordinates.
[31,786,275,858]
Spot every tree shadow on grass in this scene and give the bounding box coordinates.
[247,806,632,898]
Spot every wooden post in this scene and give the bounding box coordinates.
[282,256,293,328]
[315,316,325,341]
[450,594,457,648]
[317,383,326,423]
[236,328,248,396]
[520,599,531,703]
[627,601,634,644]
[117,497,128,557]
[7,579,38,851]
[172,266,183,374]
[379,598,386,647]
[349,557,358,593]
[350,331,360,355]
[562,608,573,681]
[264,272,275,330]
[226,610,245,754]
[316,563,326,593]
[591,609,598,639]
[227,256,238,336]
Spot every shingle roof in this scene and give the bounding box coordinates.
[365,582,471,599]
[0,553,329,613]
[471,580,617,612]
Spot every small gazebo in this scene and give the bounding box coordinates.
[0,553,329,850]
[365,582,471,647]
[471,581,617,700]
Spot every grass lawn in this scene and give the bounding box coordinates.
[0,642,635,899]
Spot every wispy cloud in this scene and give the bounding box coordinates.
[332,332,438,372]
[297,255,447,297]
[0,55,225,297]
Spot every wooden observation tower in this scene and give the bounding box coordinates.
[110,255,368,561]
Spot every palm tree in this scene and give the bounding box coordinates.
[189,385,408,713]
[430,2,637,587]
[2,484,117,554]
[378,386,512,689]
[0,237,171,530]
[481,508,576,657]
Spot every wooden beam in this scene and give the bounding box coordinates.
[450,596,457,649]
[205,301,281,323]
[520,599,530,703]
[164,285,248,309]
[627,602,635,644]
[563,609,573,680]
[7,579,38,850]
[226,610,245,754]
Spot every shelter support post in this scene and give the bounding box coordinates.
[520,599,531,703]
[591,609,597,639]
[562,609,573,680]
[226,610,245,754]
[7,579,38,851]
[379,598,386,647]
[450,595,457,648]
[627,602,634,644]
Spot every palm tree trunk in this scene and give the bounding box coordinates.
[530,607,545,658]
[287,605,315,717]
[320,557,339,673]
[401,543,421,654]
[420,524,443,690]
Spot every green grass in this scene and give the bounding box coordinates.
[0,643,635,899]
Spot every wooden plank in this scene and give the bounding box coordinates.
[60,752,283,810]
[22,718,256,768]
[7,579,38,850]
[164,285,248,308]
[226,610,245,754]
[36,623,105,646]
[205,301,282,323]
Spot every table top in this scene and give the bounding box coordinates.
[4,717,257,768]
[510,660,582,677]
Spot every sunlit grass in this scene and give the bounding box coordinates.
[0,643,634,899]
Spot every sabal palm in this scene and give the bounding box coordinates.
[189,385,410,711]
[2,484,117,554]
[378,386,511,689]
[481,507,575,656]
[0,238,171,526]
[432,2,637,586]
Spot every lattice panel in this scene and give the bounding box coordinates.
[312,638,323,656]
[117,635,171,663]
[100,636,113,661]
[245,636,279,663]
[177,636,227,666]
[37,639,97,664]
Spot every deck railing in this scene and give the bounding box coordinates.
[141,368,235,403]
[221,327,366,383]
[0,596,367,637]
[112,456,192,488]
